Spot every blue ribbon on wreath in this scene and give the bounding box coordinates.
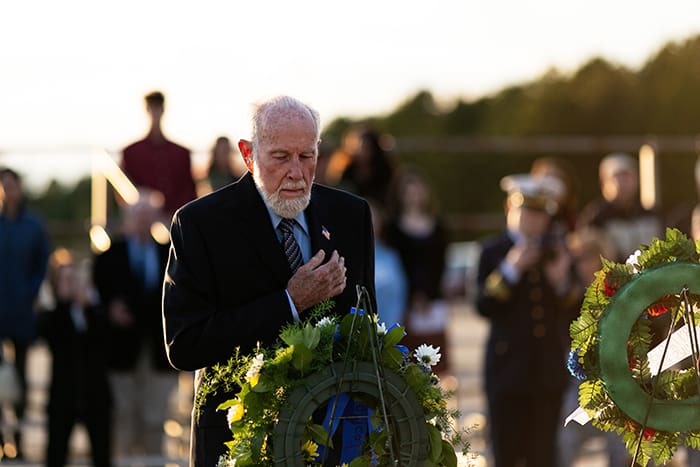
[315,308,409,464]
[316,393,377,465]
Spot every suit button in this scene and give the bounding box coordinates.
[495,341,509,355]
[533,324,546,338]
[531,306,544,320]
[530,288,543,301]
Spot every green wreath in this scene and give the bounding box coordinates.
[569,228,700,465]
[273,361,428,466]
[197,301,470,467]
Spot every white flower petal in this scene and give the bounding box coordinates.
[414,344,441,367]
[315,317,336,328]
[625,249,642,274]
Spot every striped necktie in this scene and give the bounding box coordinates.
[278,218,303,273]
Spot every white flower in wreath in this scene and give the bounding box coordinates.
[625,249,643,274]
[245,353,265,387]
[376,322,388,336]
[315,316,336,328]
[414,344,441,369]
[226,400,244,426]
[216,454,236,467]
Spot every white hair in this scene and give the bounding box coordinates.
[249,95,321,156]
[599,153,637,181]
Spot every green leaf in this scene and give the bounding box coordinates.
[308,299,335,320]
[628,318,652,382]
[307,423,333,448]
[383,325,405,347]
[250,375,272,393]
[349,456,371,467]
[381,347,404,370]
[232,453,253,466]
[368,430,387,456]
[280,323,321,349]
[593,406,626,431]
[578,378,607,410]
[291,344,313,372]
[272,345,294,365]
[300,324,321,349]
[440,439,458,467]
[280,327,304,346]
[427,424,443,463]
[369,411,382,430]
[405,364,430,394]
[340,312,362,339]
[251,433,266,457]
[569,313,598,352]
[217,399,238,411]
[650,430,679,464]
[683,430,700,450]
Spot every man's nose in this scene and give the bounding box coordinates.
[287,157,303,179]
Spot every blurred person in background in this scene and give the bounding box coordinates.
[121,91,197,218]
[335,127,396,205]
[323,126,360,186]
[577,153,662,262]
[385,170,450,375]
[312,140,336,186]
[530,156,578,232]
[368,199,407,327]
[557,228,632,466]
[476,174,579,467]
[0,167,50,460]
[197,136,244,196]
[668,156,700,237]
[692,203,700,241]
[92,194,175,458]
[39,248,112,467]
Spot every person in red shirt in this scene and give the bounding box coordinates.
[121,91,197,217]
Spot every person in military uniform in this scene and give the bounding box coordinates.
[476,174,579,467]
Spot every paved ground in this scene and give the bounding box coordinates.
[2,302,697,466]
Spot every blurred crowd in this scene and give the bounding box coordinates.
[2,90,700,467]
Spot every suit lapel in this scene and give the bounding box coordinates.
[235,174,291,285]
[306,186,335,259]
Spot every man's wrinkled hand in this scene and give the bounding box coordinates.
[287,249,347,313]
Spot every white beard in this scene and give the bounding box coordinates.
[253,171,311,219]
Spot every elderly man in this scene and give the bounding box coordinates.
[162,96,376,466]
[577,152,662,262]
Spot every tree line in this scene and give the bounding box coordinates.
[26,33,700,243]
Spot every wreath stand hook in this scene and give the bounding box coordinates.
[319,285,399,465]
[631,286,700,467]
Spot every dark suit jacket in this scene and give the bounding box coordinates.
[93,237,171,371]
[162,173,375,467]
[38,302,113,467]
[38,301,112,414]
[476,232,578,397]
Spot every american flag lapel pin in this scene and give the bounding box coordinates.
[321,225,331,241]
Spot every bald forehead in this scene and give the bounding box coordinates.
[258,107,316,139]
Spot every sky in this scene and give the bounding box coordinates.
[3,0,700,190]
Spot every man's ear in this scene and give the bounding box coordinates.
[238,140,254,173]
